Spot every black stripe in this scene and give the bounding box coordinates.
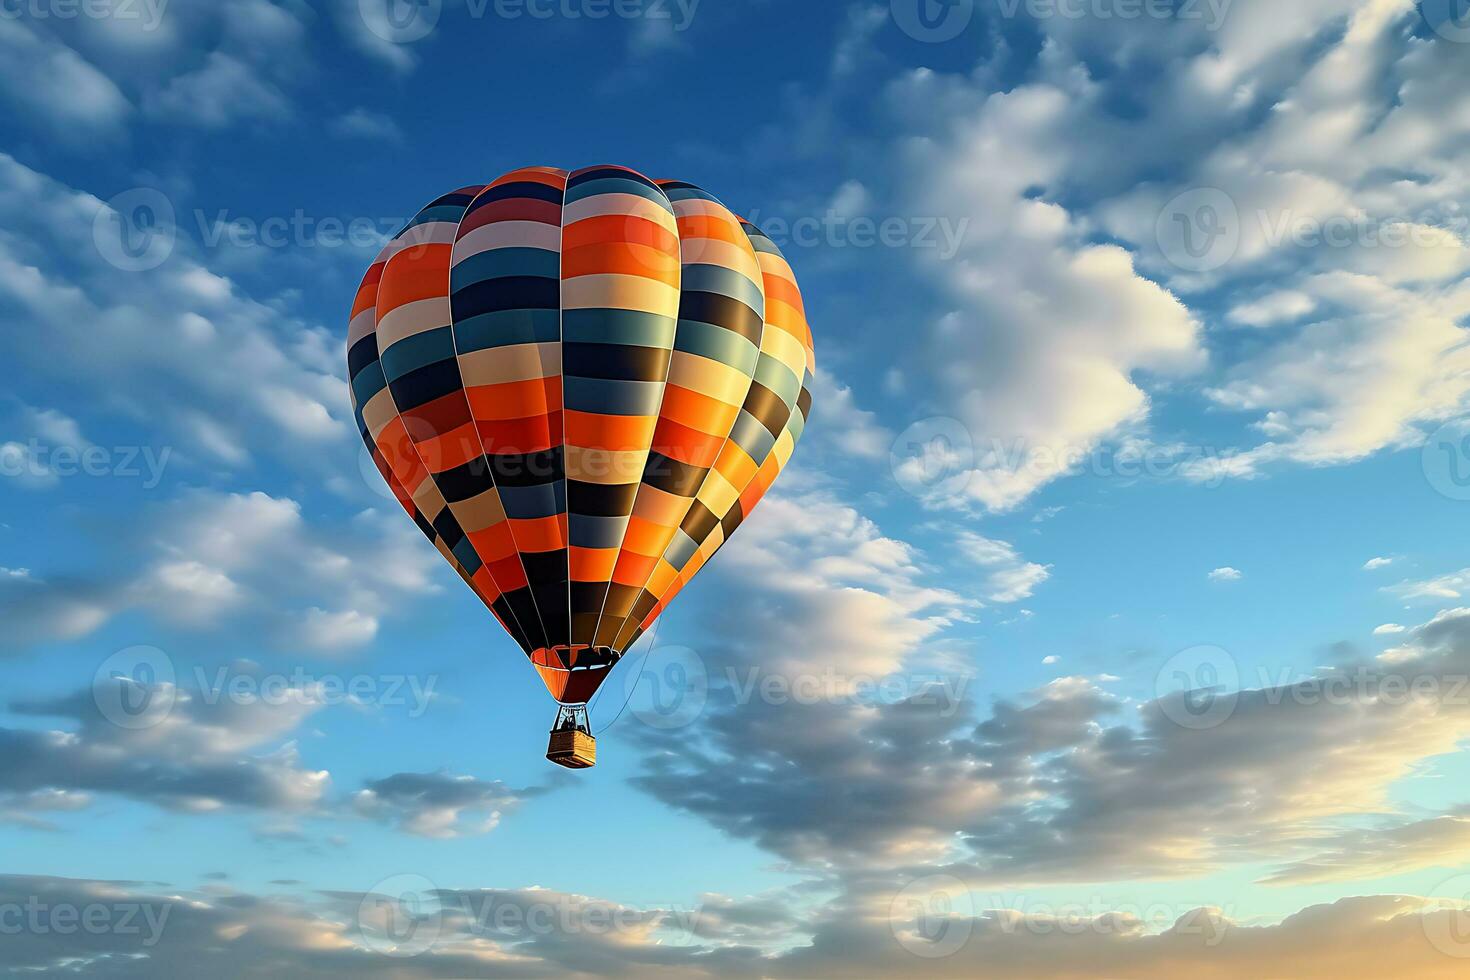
[742,381,791,439]
[490,449,563,488]
[503,586,548,651]
[451,275,561,316]
[570,166,659,190]
[347,334,380,381]
[681,500,719,541]
[431,509,465,549]
[490,596,531,653]
[562,343,670,382]
[797,386,812,421]
[468,180,564,208]
[678,291,762,345]
[387,358,463,412]
[567,481,639,517]
[434,457,496,504]
[642,454,708,497]
[720,504,745,540]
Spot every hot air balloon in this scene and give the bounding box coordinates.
[346,166,814,768]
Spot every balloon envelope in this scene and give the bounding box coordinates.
[347,165,814,705]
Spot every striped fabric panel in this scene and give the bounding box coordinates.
[559,165,681,647]
[620,222,814,647]
[451,167,572,654]
[374,188,551,654]
[596,180,765,649]
[346,237,521,642]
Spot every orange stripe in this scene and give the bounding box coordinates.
[675,214,745,246]
[655,384,735,435]
[376,244,453,313]
[560,241,680,285]
[569,546,618,582]
[466,377,561,420]
[653,418,726,468]
[564,410,656,451]
[476,415,560,455]
[562,214,678,254]
[509,514,568,552]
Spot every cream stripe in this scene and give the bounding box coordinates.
[668,352,753,406]
[377,296,450,348]
[563,193,679,235]
[460,342,561,386]
[561,275,680,315]
[454,219,562,260]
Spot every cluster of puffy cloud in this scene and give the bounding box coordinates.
[0,489,445,653]
[636,594,1470,888]
[0,670,553,836]
[807,0,1470,511]
[0,153,349,473]
[4,873,1470,978]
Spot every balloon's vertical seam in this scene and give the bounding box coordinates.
[587,176,682,650]
[446,175,552,655]
[600,182,768,650]
[373,192,540,654]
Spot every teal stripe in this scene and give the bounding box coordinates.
[565,177,672,212]
[728,410,777,463]
[673,319,759,374]
[564,377,664,415]
[380,326,455,382]
[452,309,561,352]
[680,264,764,315]
[451,247,559,289]
[753,354,802,407]
[562,309,676,349]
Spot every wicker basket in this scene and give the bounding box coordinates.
[546,729,597,769]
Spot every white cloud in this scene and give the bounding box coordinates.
[1364,556,1395,570]
[955,531,1051,604]
[1209,567,1243,582]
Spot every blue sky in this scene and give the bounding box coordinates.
[4,0,1470,976]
